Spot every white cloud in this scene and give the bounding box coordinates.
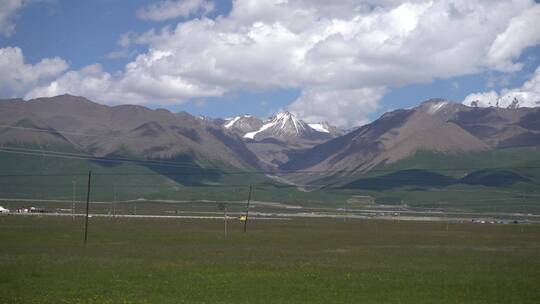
[106,32,138,59]
[25,64,117,102]
[0,0,26,37]
[463,91,501,107]
[288,87,386,128]
[0,47,68,98]
[25,53,224,104]
[137,0,215,21]
[11,0,540,127]
[486,5,540,72]
[463,66,540,108]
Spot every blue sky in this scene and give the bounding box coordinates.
[1,0,232,71]
[1,0,539,126]
[0,0,294,118]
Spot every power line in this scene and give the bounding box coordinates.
[0,146,350,175]
[2,146,540,176]
[0,146,216,170]
[0,124,101,137]
[3,122,540,175]
[0,183,299,189]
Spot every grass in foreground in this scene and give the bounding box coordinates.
[0,215,539,303]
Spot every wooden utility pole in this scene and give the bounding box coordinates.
[218,202,228,237]
[113,183,117,217]
[83,171,92,246]
[72,178,76,220]
[243,185,252,233]
[224,204,228,237]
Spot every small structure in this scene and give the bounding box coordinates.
[29,207,48,213]
[347,195,375,206]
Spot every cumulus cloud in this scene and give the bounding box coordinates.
[288,87,386,127]
[463,66,540,108]
[9,0,540,127]
[25,52,224,104]
[0,0,27,37]
[106,32,138,59]
[25,64,116,102]
[137,0,215,21]
[0,47,68,98]
[485,5,540,72]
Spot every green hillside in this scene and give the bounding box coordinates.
[339,147,540,213]
[375,147,540,177]
[0,149,270,201]
[0,149,351,207]
[2,146,540,213]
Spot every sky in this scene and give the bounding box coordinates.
[1,0,540,127]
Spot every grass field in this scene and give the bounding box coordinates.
[1,215,539,303]
[2,147,540,214]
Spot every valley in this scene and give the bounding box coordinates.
[1,95,540,214]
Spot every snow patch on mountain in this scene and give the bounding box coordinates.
[463,67,540,109]
[308,123,330,133]
[224,116,241,129]
[464,92,540,109]
[244,121,275,139]
[427,101,449,114]
[465,91,540,109]
[498,92,540,108]
[224,115,253,129]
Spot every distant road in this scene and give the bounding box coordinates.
[3,210,538,224]
[1,197,539,223]
[2,212,290,221]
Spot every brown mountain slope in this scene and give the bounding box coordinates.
[0,95,261,170]
[280,99,539,175]
[451,106,540,148]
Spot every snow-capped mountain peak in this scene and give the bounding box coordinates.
[497,92,540,108]
[272,111,308,133]
[243,111,341,141]
[222,111,341,141]
[244,111,308,139]
[466,91,540,109]
[223,115,263,134]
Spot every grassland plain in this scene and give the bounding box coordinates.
[0,216,539,303]
[3,148,540,213]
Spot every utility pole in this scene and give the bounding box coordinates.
[113,183,117,217]
[224,204,228,237]
[84,171,92,246]
[343,201,347,222]
[243,185,252,233]
[218,202,228,237]
[72,178,76,220]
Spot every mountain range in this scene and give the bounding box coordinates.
[282,99,540,185]
[465,91,540,109]
[222,111,343,170]
[224,112,342,140]
[1,94,540,189]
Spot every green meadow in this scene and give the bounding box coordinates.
[0,216,539,303]
[2,148,540,214]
